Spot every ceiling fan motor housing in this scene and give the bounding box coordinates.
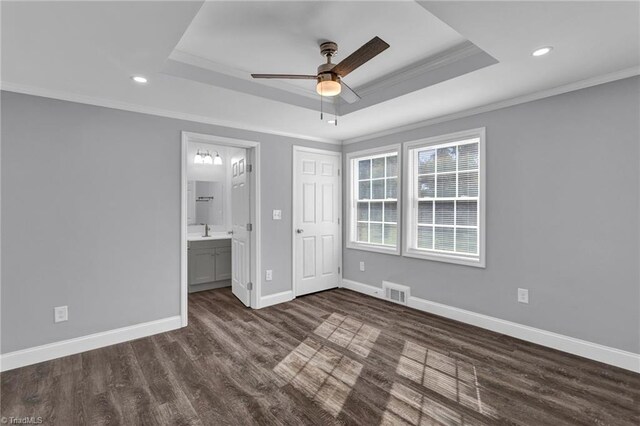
[317,62,336,75]
[317,71,339,83]
[320,41,338,59]
[318,41,339,79]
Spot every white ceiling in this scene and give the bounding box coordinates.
[174,1,465,95]
[2,1,639,144]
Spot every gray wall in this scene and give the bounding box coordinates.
[0,91,338,353]
[2,77,638,355]
[343,76,640,353]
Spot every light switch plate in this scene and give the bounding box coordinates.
[272,210,282,220]
[359,261,365,272]
[265,270,273,281]
[517,288,529,304]
[54,306,68,323]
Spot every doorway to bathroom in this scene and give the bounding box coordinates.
[180,132,261,326]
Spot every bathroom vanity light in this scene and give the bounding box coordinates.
[194,150,223,165]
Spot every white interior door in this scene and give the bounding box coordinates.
[293,148,341,296]
[231,149,251,306]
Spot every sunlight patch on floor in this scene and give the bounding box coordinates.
[393,341,496,421]
[273,337,363,417]
[313,312,381,357]
[381,382,483,426]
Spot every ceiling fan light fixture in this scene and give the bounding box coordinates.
[316,74,341,97]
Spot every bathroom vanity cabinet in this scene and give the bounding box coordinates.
[188,238,232,292]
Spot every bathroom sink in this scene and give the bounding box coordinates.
[187,232,231,241]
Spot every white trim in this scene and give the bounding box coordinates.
[292,146,343,298]
[0,316,181,372]
[292,146,342,156]
[259,290,295,309]
[341,279,640,373]
[343,66,640,145]
[181,134,188,326]
[3,67,637,148]
[345,145,402,256]
[181,132,262,317]
[341,279,384,299]
[406,296,640,373]
[356,41,483,97]
[0,81,340,145]
[402,128,486,268]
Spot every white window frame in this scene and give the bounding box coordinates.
[402,128,486,268]
[346,144,401,255]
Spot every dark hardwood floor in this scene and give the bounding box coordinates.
[2,288,639,425]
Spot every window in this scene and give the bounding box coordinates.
[403,128,485,267]
[347,146,400,254]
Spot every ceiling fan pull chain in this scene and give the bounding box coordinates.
[334,98,338,126]
[320,86,324,120]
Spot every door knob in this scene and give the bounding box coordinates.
[296,229,304,234]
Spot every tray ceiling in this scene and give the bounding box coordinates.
[166,1,497,114]
[1,1,638,143]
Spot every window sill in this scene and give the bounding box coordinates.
[402,248,485,268]
[346,241,400,256]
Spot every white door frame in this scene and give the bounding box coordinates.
[181,131,261,326]
[291,146,342,297]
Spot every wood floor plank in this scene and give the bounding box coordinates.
[2,287,638,425]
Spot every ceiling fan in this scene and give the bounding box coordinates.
[251,36,390,104]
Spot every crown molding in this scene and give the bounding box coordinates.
[167,41,495,117]
[355,41,483,98]
[343,66,640,145]
[170,43,482,102]
[168,49,319,101]
[0,81,342,145]
[4,66,637,148]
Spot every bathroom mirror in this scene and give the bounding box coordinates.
[187,181,224,226]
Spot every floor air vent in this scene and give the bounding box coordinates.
[382,281,410,305]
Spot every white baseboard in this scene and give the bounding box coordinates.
[341,279,640,373]
[259,290,295,309]
[342,279,385,299]
[0,315,182,372]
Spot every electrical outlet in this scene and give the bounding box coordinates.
[517,288,529,304]
[265,269,273,281]
[359,261,365,272]
[54,306,68,323]
[272,210,282,220]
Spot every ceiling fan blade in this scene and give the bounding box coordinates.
[340,80,361,104]
[251,74,317,80]
[332,36,390,78]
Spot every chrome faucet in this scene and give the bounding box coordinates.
[202,223,211,237]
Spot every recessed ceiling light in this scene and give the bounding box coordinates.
[327,120,336,124]
[131,75,148,84]
[532,46,553,57]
